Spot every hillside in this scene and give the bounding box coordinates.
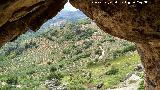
[53,10,87,22]
[0,18,143,90]
[40,10,87,31]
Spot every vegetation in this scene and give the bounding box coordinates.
[0,16,141,90]
[138,80,145,90]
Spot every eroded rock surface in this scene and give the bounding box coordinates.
[70,0,160,43]
[0,0,67,46]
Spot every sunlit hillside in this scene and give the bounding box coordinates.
[0,10,144,90]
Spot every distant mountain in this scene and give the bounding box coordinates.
[52,9,87,22]
[40,10,87,31]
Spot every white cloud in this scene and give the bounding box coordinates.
[63,2,78,11]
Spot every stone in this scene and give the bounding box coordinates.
[134,64,144,72]
[45,79,67,90]
[96,81,104,89]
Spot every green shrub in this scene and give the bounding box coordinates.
[79,28,95,39]
[24,41,38,49]
[6,76,18,85]
[105,35,115,42]
[77,18,91,25]
[68,83,86,90]
[107,39,115,42]
[71,51,91,61]
[8,52,17,59]
[63,32,75,41]
[50,66,57,72]
[72,48,83,55]
[79,52,91,58]
[47,72,64,80]
[50,30,59,37]
[83,41,93,49]
[112,45,136,59]
[63,44,76,54]
[122,45,136,53]
[63,48,71,54]
[68,86,86,90]
[0,85,17,90]
[95,49,102,55]
[138,80,144,90]
[106,66,119,75]
[0,55,7,61]
[26,70,36,75]
[71,55,81,61]
[87,61,98,68]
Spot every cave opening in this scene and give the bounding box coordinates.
[0,0,160,90]
[0,1,143,90]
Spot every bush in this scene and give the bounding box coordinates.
[122,45,136,53]
[26,70,36,75]
[106,36,115,42]
[79,28,95,39]
[50,30,59,37]
[95,49,102,55]
[8,52,17,59]
[68,86,86,90]
[63,32,75,41]
[50,66,57,72]
[87,61,98,68]
[77,18,91,25]
[6,76,18,85]
[24,41,38,49]
[112,45,136,59]
[83,41,93,49]
[71,55,81,61]
[0,55,7,61]
[106,66,119,75]
[63,44,76,54]
[63,48,71,54]
[107,38,115,42]
[72,48,83,55]
[47,72,64,80]
[71,52,91,61]
[79,52,91,58]
[0,85,17,90]
[138,80,144,90]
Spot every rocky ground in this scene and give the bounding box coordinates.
[108,64,144,90]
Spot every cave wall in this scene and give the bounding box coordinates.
[0,0,67,46]
[70,0,160,43]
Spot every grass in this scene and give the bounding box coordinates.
[82,52,140,89]
[58,52,140,89]
[138,80,144,90]
[103,53,140,88]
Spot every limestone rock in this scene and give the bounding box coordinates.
[0,0,67,46]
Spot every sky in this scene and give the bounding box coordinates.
[63,2,78,11]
